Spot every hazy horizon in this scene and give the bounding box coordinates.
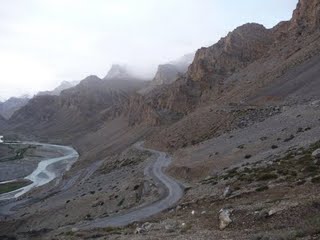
[0,0,297,101]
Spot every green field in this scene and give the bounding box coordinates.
[0,180,32,194]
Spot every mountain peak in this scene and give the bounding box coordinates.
[104,64,132,80]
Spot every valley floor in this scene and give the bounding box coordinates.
[1,103,320,239]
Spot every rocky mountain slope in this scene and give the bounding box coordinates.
[8,75,146,143]
[37,80,80,96]
[2,1,320,239]
[152,53,195,86]
[0,96,30,119]
[4,0,319,152]
[0,115,8,131]
[143,0,320,150]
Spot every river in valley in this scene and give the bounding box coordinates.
[0,141,79,201]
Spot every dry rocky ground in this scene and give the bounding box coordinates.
[1,0,320,239]
[13,103,318,240]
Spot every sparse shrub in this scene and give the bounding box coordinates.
[311,176,320,183]
[117,198,125,206]
[255,185,269,192]
[256,173,278,181]
[284,135,295,142]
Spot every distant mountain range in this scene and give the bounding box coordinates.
[37,80,80,96]
[4,0,320,144]
[3,1,320,237]
[0,96,30,119]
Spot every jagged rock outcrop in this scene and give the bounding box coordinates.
[151,53,195,86]
[0,96,30,119]
[289,0,320,34]
[145,0,320,150]
[126,94,161,126]
[187,23,273,85]
[152,64,182,86]
[132,23,275,123]
[139,53,194,95]
[104,64,133,80]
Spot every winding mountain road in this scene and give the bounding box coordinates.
[78,142,184,229]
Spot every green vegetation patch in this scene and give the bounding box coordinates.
[0,144,36,162]
[0,180,31,194]
[201,140,320,192]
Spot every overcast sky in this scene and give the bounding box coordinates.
[0,0,297,100]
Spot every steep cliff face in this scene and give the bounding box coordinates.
[187,23,273,85]
[146,0,320,150]
[289,0,320,33]
[152,64,182,86]
[135,0,320,127]
[133,23,275,121]
[126,94,161,126]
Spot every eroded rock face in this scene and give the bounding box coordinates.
[187,23,273,85]
[9,75,145,137]
[152,64,182,86]
[289,0,320,33]
[126,94,161,126]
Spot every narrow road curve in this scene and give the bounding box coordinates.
[78,142,184,229]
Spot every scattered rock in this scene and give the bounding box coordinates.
[260,136,268,141]
[219,208,232,230]
[134,227,145,234]
[256,210,269,220]
[311,100,320,106]
[163,219,178,233]
[142,222,152,231]
[176,205,182,211]
[312,149,320,159]
[223,186,232,198]
[71,227,78,233]
[268,209,279,216]
[91,201,104,207]
[283,135,295,142]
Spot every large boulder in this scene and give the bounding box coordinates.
[219,208,233,230]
